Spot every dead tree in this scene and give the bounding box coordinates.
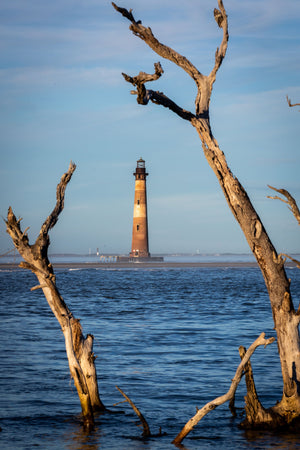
[113,0,300,436]
[5,162,105,428]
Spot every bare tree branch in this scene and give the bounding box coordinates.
[209,1,229,87]
[112,2,203,85]
[286,95,300,108]
[122,62,163,105]
[122,63,195,121]
[112,1,228,117]
[42,161,76,234]
[6,161,76,279]
[172,333,275,445]
[279,253,300,270]
[149,91,196,121]
[267,187,300,270]
[268,185,300,226]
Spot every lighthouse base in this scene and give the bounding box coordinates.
[117,255,164,262]
[129,256,164,262]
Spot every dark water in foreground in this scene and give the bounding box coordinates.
[1,266,300,449]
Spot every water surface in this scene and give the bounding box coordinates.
[1,266,300,449]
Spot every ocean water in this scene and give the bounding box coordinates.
[1,265,300,449]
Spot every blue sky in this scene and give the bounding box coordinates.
[0,0,299,255]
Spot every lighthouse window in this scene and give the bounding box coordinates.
[137,224,140,231]
[137,199,140,205]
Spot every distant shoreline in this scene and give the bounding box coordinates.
[0,261,297,270]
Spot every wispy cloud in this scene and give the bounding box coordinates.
[224,0,300,34]
[0,66,123,90]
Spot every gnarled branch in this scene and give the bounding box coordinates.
[113,1,228,117]
[172,333,275,445]
[268,185,300,226]
[41,161,76,235]
[122,62,163,105]
[286,95,300,108]
[121,60,196,121]
[6,161,76,278]
[210,1,229,87]
[149,91,196,121]
[267,187,300,271]
[112,2,203,85]
[122,63,195,121]
[279,253,300,270]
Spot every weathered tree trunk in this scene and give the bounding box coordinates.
[192,121,300,424]
[6,162,105,428]
[113,0,300,435]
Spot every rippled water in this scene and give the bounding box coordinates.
[1,266,300,449]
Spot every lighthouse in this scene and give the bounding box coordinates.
[130,157,150,258]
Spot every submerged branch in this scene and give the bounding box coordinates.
[116,385,151,437]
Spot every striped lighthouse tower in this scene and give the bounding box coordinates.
[130,158,150,258]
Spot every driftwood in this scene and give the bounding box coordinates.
[113,0,300,436]
[172,333,275,445]
[5,162,105,428]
